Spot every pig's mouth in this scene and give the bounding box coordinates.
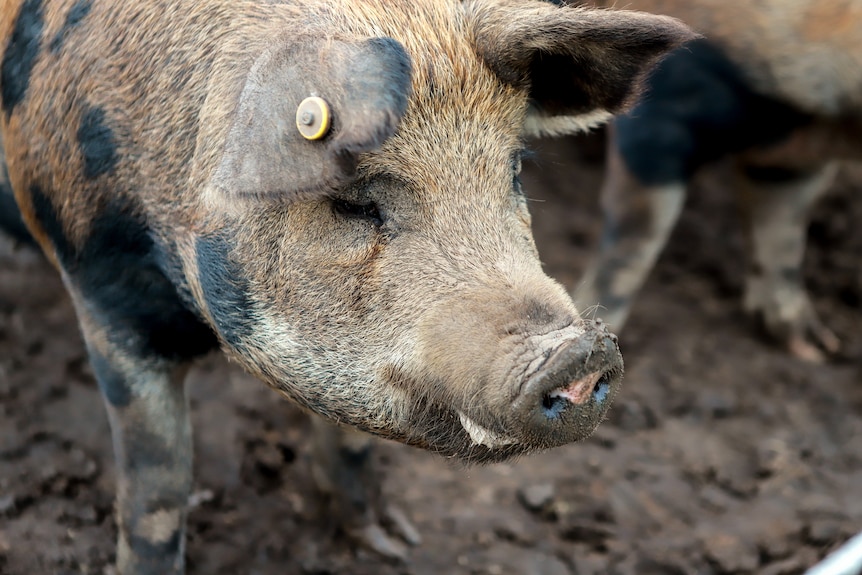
[452,325,623,460]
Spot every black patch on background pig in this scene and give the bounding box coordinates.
[29,187,218,361]
[49,0,92,53]
[196,235,254,350]
[88,350,132,407]
[0,182,36,245]
[1,0,44,117]
[615,39,811,186]
[78,106,119,179]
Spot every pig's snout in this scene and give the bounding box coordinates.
[511,325,623,449]
[414,292,623,460]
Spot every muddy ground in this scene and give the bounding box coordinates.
[1,132,861,575]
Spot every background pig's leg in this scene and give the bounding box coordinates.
[734,161,840,362]
[574,124,686,331]
[74,307,192,575]
[310,417,420,560]
[576,39,815,338]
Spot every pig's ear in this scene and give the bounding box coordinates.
[212,37,412,201]
[470,1,697,137]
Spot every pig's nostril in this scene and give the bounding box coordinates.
[540,371,613,420]
[541,394,567,419]
[592,373,611,403]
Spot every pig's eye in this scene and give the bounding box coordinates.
[332,198,384,227]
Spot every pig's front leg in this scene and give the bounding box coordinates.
[75,309,193,575]
[310,417,420,560]
[734,161,840,362]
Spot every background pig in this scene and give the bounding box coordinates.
[0,0,691,572]
[572,0,862,362]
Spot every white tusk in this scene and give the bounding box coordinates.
[458,412,518,448]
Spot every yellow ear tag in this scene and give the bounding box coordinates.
[296,96,331,140]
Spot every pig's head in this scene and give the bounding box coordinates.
[195,0,693,463]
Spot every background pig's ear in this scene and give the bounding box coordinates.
[470,1,696,137]
[212,37,411,201]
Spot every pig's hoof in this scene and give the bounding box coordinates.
[747,295,840,362]
[786,321,840,363]
[349,523,409,561]
[383,503,422,546]
[345,504,420,561]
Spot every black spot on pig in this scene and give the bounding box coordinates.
[49,0,92,53]
[31,188,217,360]
[1,0,44,117]
[75,203,218,360]
[89,350,132,407]
[123,427,183,474]
[196,234,255,350]
[30,184,73,260]
[615,39,810,186]
[78,106,119,179]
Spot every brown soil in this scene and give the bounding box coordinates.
[1,131,861,575]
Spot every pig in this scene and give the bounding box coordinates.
[571,0,862,362]
[0,0,692,572]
